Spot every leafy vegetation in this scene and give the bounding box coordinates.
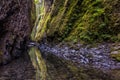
[36,0,120,43]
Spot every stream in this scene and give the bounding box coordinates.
[0,42,120,80]
[39,42,120,70]
[35,42,120,80]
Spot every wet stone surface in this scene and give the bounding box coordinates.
[39,42,120,70]
[0,55,36,80]
[0,42,120,80]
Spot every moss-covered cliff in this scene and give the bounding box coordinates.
[36,0,120,43]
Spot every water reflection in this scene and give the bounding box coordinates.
[29,47,47,80]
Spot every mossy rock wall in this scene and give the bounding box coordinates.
[38,0,120,43]
[0,0,34,64]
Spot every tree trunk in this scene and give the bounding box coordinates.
[0,0,34,64]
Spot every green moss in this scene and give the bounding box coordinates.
[40,0,120,43]
[32,0,120,43]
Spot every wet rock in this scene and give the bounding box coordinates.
[0,0,34,64]
[39,42,120,71]
[114,46,120,50]
[0,54,36,80]
[111,51,119,54]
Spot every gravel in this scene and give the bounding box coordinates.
[39,42,120,70]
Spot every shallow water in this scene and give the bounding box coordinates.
[39,42,120,70]
[1,42,119,80]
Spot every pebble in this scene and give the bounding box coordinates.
[39,42,120,70]
[111,51,119,54]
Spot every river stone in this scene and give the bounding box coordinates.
[111,51,119,54]
[113,46,120,50]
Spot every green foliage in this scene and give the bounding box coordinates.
[36,0,120,43]
[64,0,120,43]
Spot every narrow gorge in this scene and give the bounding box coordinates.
[0,0,120,80]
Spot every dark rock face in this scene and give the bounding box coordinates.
[0,0,33,64]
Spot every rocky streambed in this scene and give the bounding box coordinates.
[38,42,120,80]
[0,41,120,80]
[39,42,120,71]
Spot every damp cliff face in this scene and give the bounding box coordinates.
[37,0,120,43]
[0,0,34,64]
